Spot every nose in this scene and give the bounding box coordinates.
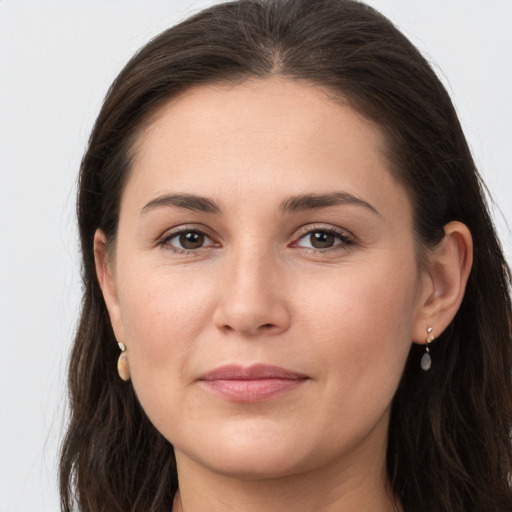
[212,246,291,337]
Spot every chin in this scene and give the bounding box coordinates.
[173,422,320,480]
[198,448,310,480]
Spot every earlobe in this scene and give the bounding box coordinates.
[413,221,473,343]
[93,229,125,342]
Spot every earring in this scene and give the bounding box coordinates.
[420,327,435,371]
[117,342,131,381]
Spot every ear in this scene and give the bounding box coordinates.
[412,221,473,343]
[94,229,125,343]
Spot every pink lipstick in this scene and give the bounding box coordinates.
[198,364,308,402]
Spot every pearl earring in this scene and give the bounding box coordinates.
[117,342,130,381]
[420,327,435,371]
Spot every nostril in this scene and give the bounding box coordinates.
[213,298,291,336]
[220,322,276,335]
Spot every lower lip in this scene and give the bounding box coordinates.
[200,378,307,402]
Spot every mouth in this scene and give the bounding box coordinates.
[198,364,309,402]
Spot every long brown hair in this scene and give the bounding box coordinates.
[60,1,512,510]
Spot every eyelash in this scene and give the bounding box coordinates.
[292,225,355,253]
[158,226,218,255]
[157,224,355,255]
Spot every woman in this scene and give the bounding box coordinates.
[59,0,512,510]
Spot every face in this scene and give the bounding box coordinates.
[99,78,430,480]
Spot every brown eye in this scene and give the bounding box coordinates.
[163,229,215,252]
[309,231,335,249]
[178,231,205,249]
[295,227,353,252]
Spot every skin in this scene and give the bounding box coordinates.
[95,78,472,511]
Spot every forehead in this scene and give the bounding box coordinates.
[124,78,409,218]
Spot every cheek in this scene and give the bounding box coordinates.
[116,266,217,389]
[298,255,419,382]
[116,269,222,437]
[286,256,419,448]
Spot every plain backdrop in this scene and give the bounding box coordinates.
[1,1,510,510]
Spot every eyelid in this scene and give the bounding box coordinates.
[291,223,356,250]
[154,223,355,255]
[157,224,220,252]
[294,223,355,240]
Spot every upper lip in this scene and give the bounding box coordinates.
[198,364,308,381]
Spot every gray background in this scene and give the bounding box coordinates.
[1,1,510,510]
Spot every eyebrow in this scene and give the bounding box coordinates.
[280,192,380,216]
[140,191,379,217]
[141,193,222,215]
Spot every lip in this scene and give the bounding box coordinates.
[198,364,309,402]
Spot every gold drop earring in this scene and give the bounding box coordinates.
[117,342,131,381]
[420,327,435,371]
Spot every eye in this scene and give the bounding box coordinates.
[161,229,216,252]
[294,227,354,251]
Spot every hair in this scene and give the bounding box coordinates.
[59,0,512,510]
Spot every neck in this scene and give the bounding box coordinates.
[172,426,399,512]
